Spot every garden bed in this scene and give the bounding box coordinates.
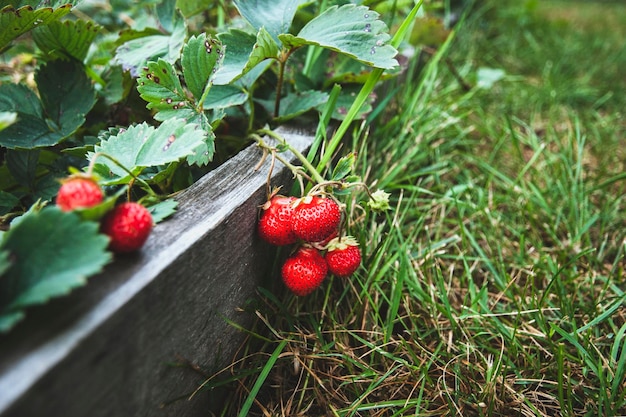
[0,125,313,417]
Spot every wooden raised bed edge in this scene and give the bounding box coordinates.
[0,125,314,417]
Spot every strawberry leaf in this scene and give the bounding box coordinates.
[0,206,111,333]
[0,3,74,51]
[273,90,329,122]
[32,19,100,61]
[91,118,208,183]
[0,191,19,215]
[137,58,193,122]
[0,60,96,149]
[203,84,248,109]
[214,27,277,85]
[147,198,178,223]
[115,8,186,77]
[279,4,398,70]
[233,0,306,47]
[181,33,223,102]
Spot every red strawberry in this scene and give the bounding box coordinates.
[291,196,341,243]
[101,202,153,253]
[56,176,103,212]
[258,195,298,246]
[281,247,328,296]
[325,237,361,277]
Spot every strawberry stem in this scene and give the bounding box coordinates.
[253,130,326,186]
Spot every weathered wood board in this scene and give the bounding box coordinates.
[0,126,313,417]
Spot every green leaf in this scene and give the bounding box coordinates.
[274,90,329,122]
[331,152,356,181]
[181,33,223,102]
[36,59,97,137]
[0,111,16,131]
[0,61,96,149]
[0,83,49,149]
[0,206,111,333]
[214,28,277,85]
[0,4,73,51]
[233,0,306,47]
[5,149,39,188]
[137,58,192,121]
[147,198,178,223]
[0,1,82,8]
[91,118,207,183]
[279,4,398,70]
[32,19,100,61]
[0,191,20,216]
[115,8,186,77]
[203,84,248,110]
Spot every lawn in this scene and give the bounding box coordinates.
[200,1,626,415]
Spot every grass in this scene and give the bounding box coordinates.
[193,1,626,415]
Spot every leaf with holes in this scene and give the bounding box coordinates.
[279,4,398,70]
[91,118,207,183]
[214,27,277,85]
[32,19,100,61]
[181,33,223,102]
[233,0,306,47]
[137,58,194,122]
[0,206,111,333]
[0,60,96,149]
[0,3,73,50]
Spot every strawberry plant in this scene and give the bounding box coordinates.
[0,0,413,331]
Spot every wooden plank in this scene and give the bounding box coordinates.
[0,126,314,417]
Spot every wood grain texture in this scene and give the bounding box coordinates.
[0,125,314,417]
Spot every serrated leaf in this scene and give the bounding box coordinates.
[0,4,73,50]
[115,9,186,77]
[36,59,96,140]
[147,198,178,223]
[32,19,100,61]
[0,83,50,149]
[331,152,356,181]
[0,1,82,8]
[5,149,39,188]
[137,58,192,120]
[181,33,223,102]
[274,90,329,122]
[0,206,111,333]
[279,4,398,70]
[0,191,20,216]
[233,0,306,47]
[91,118,207,183]
[214,28,277,85]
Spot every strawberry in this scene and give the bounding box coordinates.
[56,176,103,212]
[258,195,298,246]
[101,202,153,253]
[281,247,328,296]
[325,237,361,277]
[291,196,341,243]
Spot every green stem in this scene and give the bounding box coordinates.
[255,129,326,185]
[315,0,424,173]
[89,152,158,198]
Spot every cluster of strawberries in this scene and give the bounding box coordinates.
[56,176,153,253]
[257,193,362,296]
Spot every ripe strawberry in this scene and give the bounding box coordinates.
[56,176,103,212]
[281,247,328,296]
[101,202,153,253]
[291,196,341,243]
[258,195,298,246]
[325,237,361,277]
